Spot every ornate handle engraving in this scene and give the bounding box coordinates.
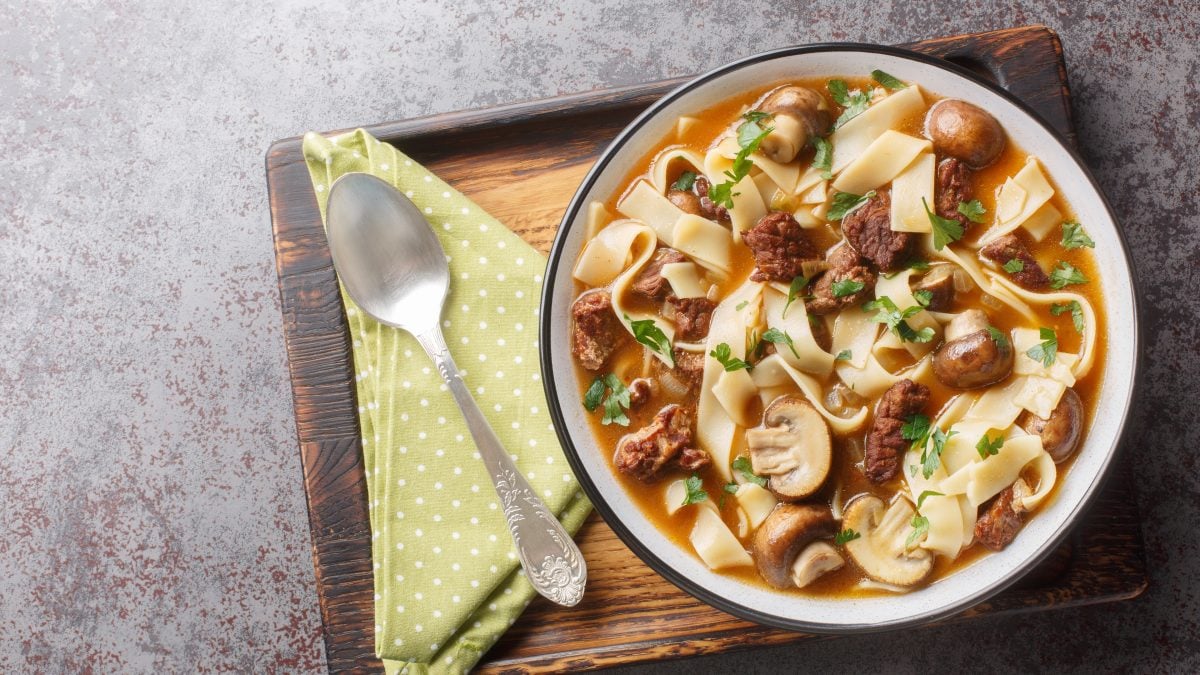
[416,325,587,607]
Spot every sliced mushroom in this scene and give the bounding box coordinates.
[932,309,1014,389]
[842,495,933,587]
[791,541,845,588]
[1019,388,1084,463]
[750,503,838,589]
[758,86,832,163]
[912,265,957,312]
[745,396,832,501]
[925,99,1007,168]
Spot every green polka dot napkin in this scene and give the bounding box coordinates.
[302,129,591,675]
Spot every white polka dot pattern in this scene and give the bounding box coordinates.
[303,130,591,674]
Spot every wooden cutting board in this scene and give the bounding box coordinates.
[265,25,1146,674]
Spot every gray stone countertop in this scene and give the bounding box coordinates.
[2,1,1196,672]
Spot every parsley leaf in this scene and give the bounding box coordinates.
[835,349,853,362]
[828,190,875,221]
[625,314,674,367]
[871,69,907,91]
[916,490,944,510]
[682,474,708,506]
[1025,326,1058,368]
[709,112,774,208]
[865,296,934,343]
[976,433,1004,459]
[1061,221,1095,249]
[827,79,871,129]
[583,377,605,412]
[1049,261,1088,289]
[902,414,931,446]
[986,325,1011,351]
[957,199,987,224]
[913,289,933,308]
[600,373,632,426]
[1003,258,1025,273]
[731,455,768,488]
[832,278,866,298]
[782,275,811,318]
[723,482,740,494]
[671,171,696,192]
[921,196,965,250]
[907,514,930,548]
[811,136,833,180]
[710,342,753,372]
[920,427,956,479]
[761,327,802,359]
[835,528,862,545]
[735,300,749,311]
[1051,300,1086,333]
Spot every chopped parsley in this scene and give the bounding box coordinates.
[957,199,987,224]
[682,474,708,506]
[1003,258,1025,274]
[1051,300,1086,333]
[827,79,871,129]
[710,342,753,372]
[828,190,875,221]
[976,433,1004,460]
[583,377,606,412]
[1025,326,1058,368]
[1049,261,1088,289]
[883,258,930,279]
[708,111,774,208]
[735,300,749,311]
[723,482,740,495]
[916,490,944,510]
[625,314,674,367]
[913,289,933,308]
[671,171,696,192]
[835,528,862,545]
[832,278,866,298]
[907,514,930,548]
[761,327,802,359]
[811,136,833,179]
[864,296,935,343]
[920,427,956,479]
[835,349,853,362]
[1061,221,1095,249]
[731,455,768,488]
[901,414,931,449]
[921,197,965,250]
[782,275,811,318]
[986,325,1011,351]
[871,69,907,91]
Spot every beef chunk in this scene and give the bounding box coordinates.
[743,211,821,282]
[669,296,716,341]
[912,266,957,312]
[672,349,705,390]
[614,404,709,482]
[980,233,1050,289]
[842,191,912,272]
[693,176,730,223]
[632,247,687,300]
[974,482,1027,550]
[570,291,624,371]
[806,245,877,315]
[667,189,703,216]
[627,378,654,409]
[936,158,973,228]
[864,379,930,484]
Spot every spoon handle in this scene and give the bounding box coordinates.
[415,325,587,607]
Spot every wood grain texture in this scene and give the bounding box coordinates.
[265,26,1145,674]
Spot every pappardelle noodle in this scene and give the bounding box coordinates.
[570,71,1103,595]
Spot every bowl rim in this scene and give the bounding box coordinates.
[538,41,1141,633]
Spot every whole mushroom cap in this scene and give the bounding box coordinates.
[1020,388,1084,463]
[756,85,832,164]
[925,99,1007,168]
[933,310,1014,389]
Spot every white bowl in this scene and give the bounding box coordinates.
[539,44,1139,632]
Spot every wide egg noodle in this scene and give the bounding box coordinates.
[980,157,1055,244]
[650,145,707,195]
[690,505,753,569]
[749,354,868,434]
[761,285,834,376]
[698,280,764,482]
[873,268,942,360]
[829,84,926,173]
[603,221,676,367]
[617,179,686,246]
[831,130,931,196]
[890,151,936,233]
[572,218,647,286]
[991,275,1098,379]
[674,213,733,274]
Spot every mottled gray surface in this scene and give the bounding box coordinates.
[1,0,1196,672]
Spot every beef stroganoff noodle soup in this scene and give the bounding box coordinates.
[568,71,1105,595]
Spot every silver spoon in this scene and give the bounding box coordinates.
[326,172,586,607]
